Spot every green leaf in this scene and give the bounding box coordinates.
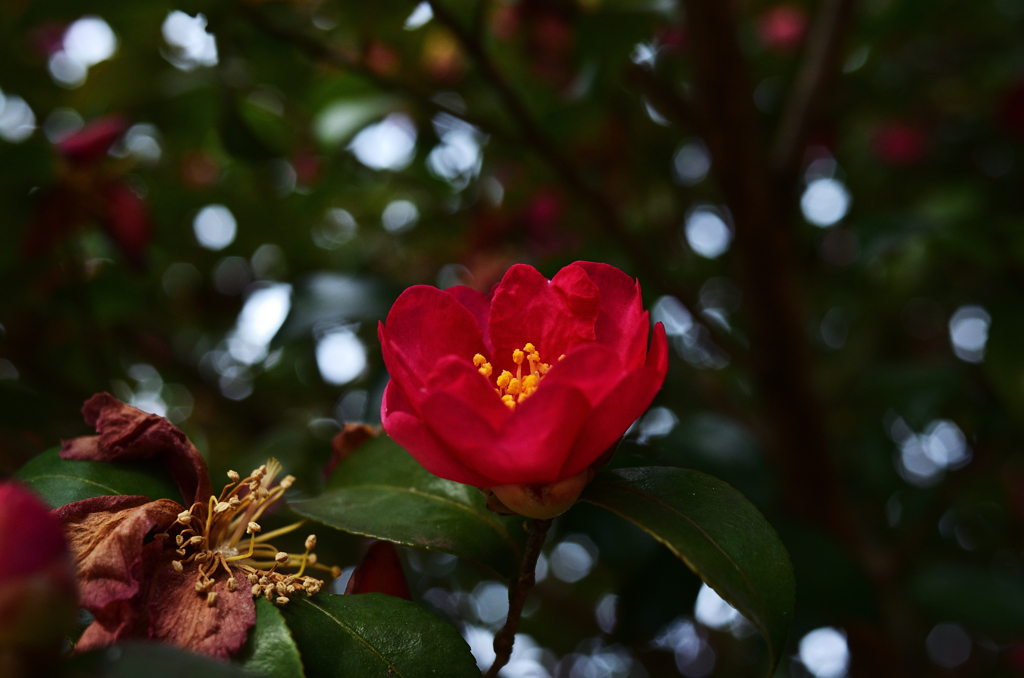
[237,598,306,678]
[581,467,795,674]
[289,436,525,579]
[281,593,480,678]
[63,641,255,678]
[15,447,182,509]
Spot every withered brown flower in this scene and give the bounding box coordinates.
[54,394,335,659]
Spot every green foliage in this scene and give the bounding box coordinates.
[280,593,480,678]
[237,599,306,678]
[291,435,527,579]
[14,447,181,507]
[582,467,795,674]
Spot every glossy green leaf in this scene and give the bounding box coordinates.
[15,447,182,508]
[281,593,480,678]
[63,641,255,678]
[237,598,306,678]
[581,467,795,674]
[289,436,525,578]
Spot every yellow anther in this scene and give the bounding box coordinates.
[501,395,516,410]
[478,362,493,378]
[523,374,539,391]
[507,378,522,396]
[513,349,525,365]
[524,343,537,354]
[538,363,550,374]
[496,371,512,389]
[473,353,487,367]
[518,392,531,404]
[559,354,566,361]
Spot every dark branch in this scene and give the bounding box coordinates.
[770,0,858,175]
[484,518,552,678]
[680,0,852,536]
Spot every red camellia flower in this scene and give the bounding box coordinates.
[379,262,668,519]
[54,394,334,658]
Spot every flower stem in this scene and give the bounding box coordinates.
[483,518,552,678]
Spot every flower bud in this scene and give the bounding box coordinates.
[0,483,78,657]
[488,469,592,520]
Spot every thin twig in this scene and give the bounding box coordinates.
[770,0,858,174]
[484,518,552,678]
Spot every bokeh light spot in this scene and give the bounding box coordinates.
[801,178,851,227]
[193,204,237,251]
[798,627,849,678]
[683,208,732,259]
[349,113,417,171]
[316,328,367,385]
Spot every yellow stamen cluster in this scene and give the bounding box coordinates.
[473,342,553,412]
[168,460,340,607]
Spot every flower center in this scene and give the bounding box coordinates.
[473,343,563,411]
[166,459,338,607]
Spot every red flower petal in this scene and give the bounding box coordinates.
[537,342,624,407]
[559,323,668,477]
[381,382,495,487]
[54,496,181,640]
[145,563,255,659]
[446,285,493,352]
[60,394,211,506]
[101,181,153,269]
[572,261,649,369]
[419,393,502,482]
[345,541,411,600]
[489,264,601,372]
[57,116,129,165]
[495,381,593,484]
[379,285,488,395]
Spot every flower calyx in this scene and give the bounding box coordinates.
[484,468,595,520]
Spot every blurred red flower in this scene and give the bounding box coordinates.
[758,4,808,54]
[24,116,153,268]
[0,482,77,674]
[379,262,668,518]
[871,122,929,165]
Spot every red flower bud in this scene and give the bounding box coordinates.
[345,541,411,600]
[0,482,77,652]
[379,262,668,518]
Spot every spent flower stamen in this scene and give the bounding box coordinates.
[169,459,332,607]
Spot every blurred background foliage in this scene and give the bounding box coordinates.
[2,0,1024,676]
